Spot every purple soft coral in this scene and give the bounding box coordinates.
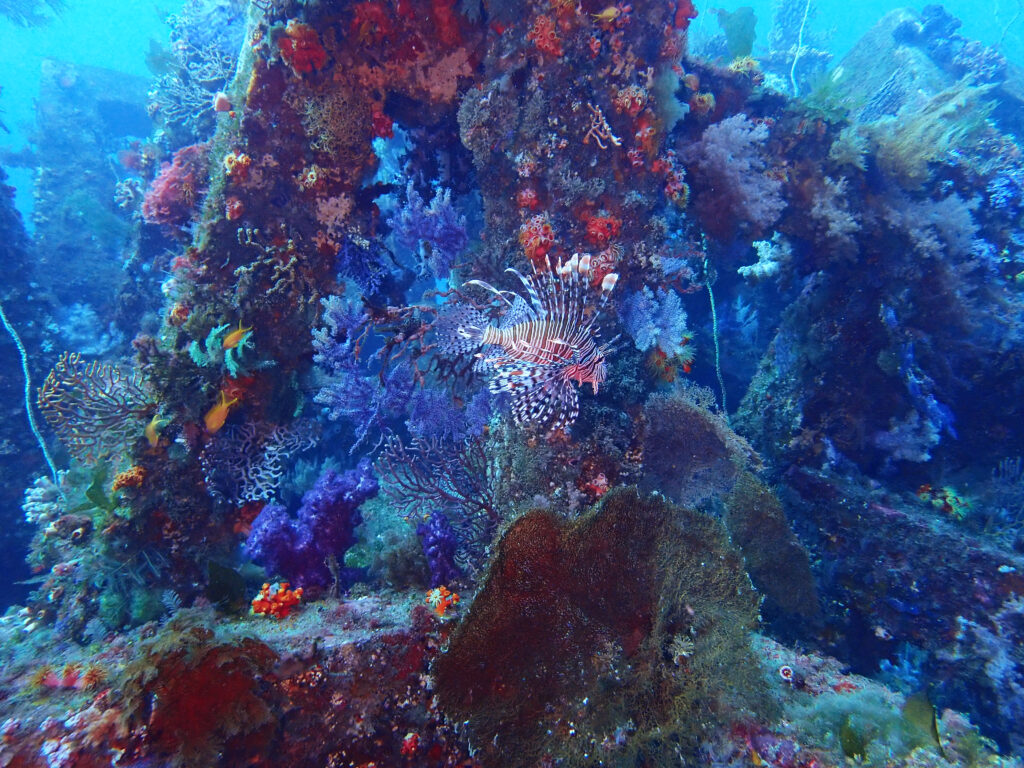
[388,182,467,278]
[683,114,785,241]
[416,510,461,587]
[246,458,379,591]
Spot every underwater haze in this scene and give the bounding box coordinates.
[2,0,1024,766]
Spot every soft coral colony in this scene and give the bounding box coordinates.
[3,0,1024,766]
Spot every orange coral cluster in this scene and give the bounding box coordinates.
[31,662,105,690]
[519,213,556,263]
[222,151,251,182]
[613,84,648,117]
[251,582,304,618]
[583,213,621,246]
[425,585,459,617]
[516,186,541,211]
[112,466,146,493]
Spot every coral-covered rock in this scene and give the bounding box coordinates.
[434,486,766,767]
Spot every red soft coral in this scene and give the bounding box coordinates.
[277,20,328,75]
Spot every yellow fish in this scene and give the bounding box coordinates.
[144,413,170,447]
[204,391,239,433]
[592,5,621,23]
[222,321,252,350]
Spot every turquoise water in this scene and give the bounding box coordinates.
[0,1,178,219]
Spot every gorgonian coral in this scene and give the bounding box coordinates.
[387,182,468,278]
[37,352,155,462]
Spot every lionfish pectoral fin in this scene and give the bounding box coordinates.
[435,304,489,356]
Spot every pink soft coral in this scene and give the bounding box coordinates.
[142,144,208,229]
[683,114,785,241]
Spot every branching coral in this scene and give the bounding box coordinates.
[619,286,692,359]
[148,1,241,139]
[388,182,468,278]
[376,433,498,525]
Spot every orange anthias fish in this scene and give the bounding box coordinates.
[222,321,252,350]
[436,253,618,431]
[204,391,239,433]
[144,413,169,447]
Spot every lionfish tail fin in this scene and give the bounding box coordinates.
[435,303,489,355]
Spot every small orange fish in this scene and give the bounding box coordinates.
[204,391,239,433]
[222,321,252,350]
[144,413,169,447]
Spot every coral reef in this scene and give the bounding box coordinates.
[3,0,1024,763]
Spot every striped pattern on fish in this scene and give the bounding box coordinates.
[436,254,618,430]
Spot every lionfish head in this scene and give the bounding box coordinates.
[563,346,608,394]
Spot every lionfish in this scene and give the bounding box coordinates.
[436,254,618,430]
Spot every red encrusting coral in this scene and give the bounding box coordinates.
[527,15,563,58]
[672,0,699,29]
[583,213,622,246]
[118,631,280,765]
[518,213,556,263]
[371,107,394,139]
[224,195,245,220]
[350,1,396,45]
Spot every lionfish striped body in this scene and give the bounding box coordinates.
[437,254,618,430]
